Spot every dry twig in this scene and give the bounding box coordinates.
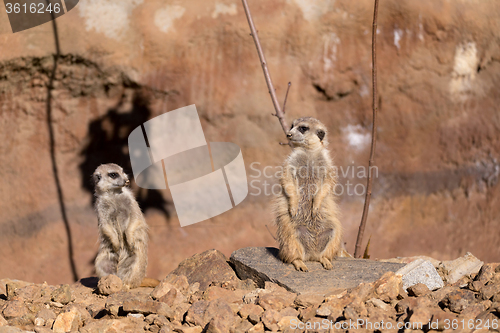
[241,0,291,142]
[354,0,380,258]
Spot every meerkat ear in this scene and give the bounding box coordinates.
[317,130,325,142]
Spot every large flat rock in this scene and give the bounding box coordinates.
[230,247,405,295]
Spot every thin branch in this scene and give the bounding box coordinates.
[241,0,291,143]
[354,0,379,258]
[282,82,291,114]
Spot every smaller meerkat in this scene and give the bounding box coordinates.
[93,163,148,288]
[274,117,342,272]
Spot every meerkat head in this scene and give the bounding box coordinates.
[286,117,328,150]
[93,163,130,195]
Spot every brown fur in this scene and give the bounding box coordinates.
[274,117,342,272]
[93,163,149,288]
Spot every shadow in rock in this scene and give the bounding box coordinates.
[79,90,172,225]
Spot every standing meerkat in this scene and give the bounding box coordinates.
[274,117,342,272]
[93,163,148,288]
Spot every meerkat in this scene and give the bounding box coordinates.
[274,117,342,272]
[93,163,148,288]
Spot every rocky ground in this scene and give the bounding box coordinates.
[0,249,499,333]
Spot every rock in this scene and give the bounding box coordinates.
[0,314,7,326]
[122,298,174,318]
[381,256,442,268]
[440,253,484,284]
[202,286,245,304]
[185,300,209,327]
[261,308,281,331]
[475,263,499,284]
[429,309,457,330]
[204,299,235,330]
[151,282,177,300]
[480,283,500,300]
[51,285,73,305]
[247,322,265,333]
[80,318,147,333]
[407,283,431,297]
[97,275,123,296]
[2,300,28,319]
[230,247,404,294]
[167,249,238,291]
[278,316,299,331]
[35,308,56,328]
[0,327,24,333]
[242,289,271,304]
[13,284,43,302]
[374,272,405,302]
[238,303,264,319]
[52,307,82,333]
[367,298,392,312]
[258,290,296,311]
[4,280,33,300]
[233,319,253,333]
[441,289,476,313]
[397,259,444,291]
[294,293,324,308]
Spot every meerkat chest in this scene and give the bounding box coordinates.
[97,195,133,229]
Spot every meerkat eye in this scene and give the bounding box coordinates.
[94,174,101,183]
[298,126,309,134]
[108,172,119,179]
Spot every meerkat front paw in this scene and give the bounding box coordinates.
[319,257,333,270]
[292,259,309,272]
[289,204,299,217]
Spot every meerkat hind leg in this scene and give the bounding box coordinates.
[317,228,335,270]
[95,247,119,277]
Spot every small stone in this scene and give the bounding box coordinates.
[469,280,484,292]
[34,317,45,326]
[127,313,144,320]
[441,253,483,284]
[261,308,281,331]
[167,249,238,291]
[480,283,500,300]
[52,307,82,333]
[233,319,253,333]
[258,290,296,311]
[374,272,404,302]
[475,263,499,284]
[407,283,430,297]
[123,298,174,319]
[36,308,56,328]
[5,281,32,300]
[97,275,123,296]
[397,259,444,291]
[278,316,298,331]
[280,307,299,317]
[2,300,29,319]
[185,300,209,327]
[298,306,317,322]
[367,298,392,312]
[238,303,264,319]
[151,282,176,300]
[429,309,457,330]
[247,322,265,333]
[441,289,476,313]
[51,285,73,305]
[243,289,270,304]
[294,293,324,308]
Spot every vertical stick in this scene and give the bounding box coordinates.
[241,0,290,137]
[354,0,379,258]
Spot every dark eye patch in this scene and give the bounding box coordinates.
[93,174,101,183]
[108,172,119,179]
[298,126,309,134]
